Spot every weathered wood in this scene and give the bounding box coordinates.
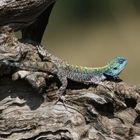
[0,0,56,30]
[0,0,140,139]
[22,2,55,43]
[0,36,140,140]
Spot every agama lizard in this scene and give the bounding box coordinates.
[36,46,128,98]
[0,45,128,101]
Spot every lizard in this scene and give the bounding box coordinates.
[0,45,128,101]
[37,46,128,99]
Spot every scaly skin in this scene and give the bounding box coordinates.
[52,56,127,96]
[1,46,128,100]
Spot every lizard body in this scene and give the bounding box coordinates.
[1,47,128,99]
[51,56,127,95]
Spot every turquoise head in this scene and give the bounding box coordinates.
[104,56,128,77]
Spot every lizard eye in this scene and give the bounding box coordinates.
[113,67,118,70]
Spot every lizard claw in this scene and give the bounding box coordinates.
[54,94,68,110]
[54,95,65,104]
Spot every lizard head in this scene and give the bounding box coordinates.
[104,56,128,77]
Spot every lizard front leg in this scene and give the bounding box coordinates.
[90,75,112,91]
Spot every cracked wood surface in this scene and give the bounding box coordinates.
[0,37,140,140]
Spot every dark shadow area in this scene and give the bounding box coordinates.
[46,75,92,90]
[94,102,114,114]
[67,79,91,90]
[125,98,137,108]
[134,115,140,126]
[0,77,44,110]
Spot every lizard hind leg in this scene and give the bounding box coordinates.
[55,75,68,103]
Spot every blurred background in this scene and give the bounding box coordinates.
[42,0,140,84]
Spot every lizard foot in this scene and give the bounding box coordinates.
[54,94,65,104]
[98,81,113,91]
[54,94,68,110]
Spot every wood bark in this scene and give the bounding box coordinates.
[0,33,140,140]
[0,1,140,140]
[0,0,56,30]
